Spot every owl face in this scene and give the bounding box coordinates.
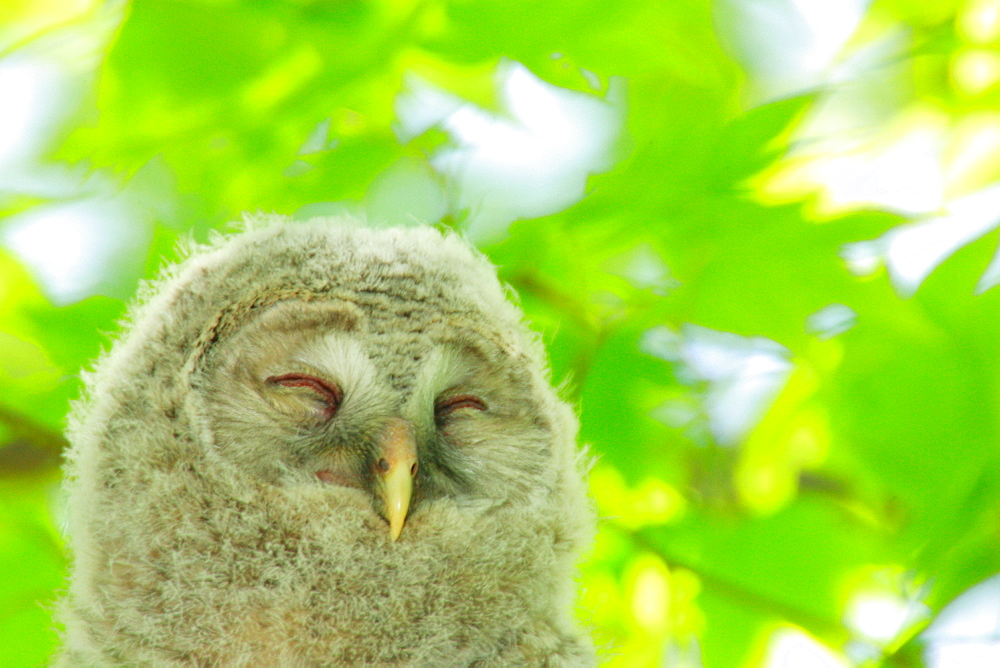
[59,221,595,665]
[199,296,554,541]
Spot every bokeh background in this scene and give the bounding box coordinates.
[2,0,1000,666]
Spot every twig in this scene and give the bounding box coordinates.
[608,520,851,644]
[0,404,67,474]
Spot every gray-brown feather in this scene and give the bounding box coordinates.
[56,216,595,665]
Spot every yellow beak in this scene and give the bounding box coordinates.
[375,419,417,541]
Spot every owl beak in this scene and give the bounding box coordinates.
[375,419,417,541]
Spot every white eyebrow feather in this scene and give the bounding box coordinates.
[296,332,382,403]
[406,346,483,412]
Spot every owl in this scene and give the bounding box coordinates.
[55,215,596,665]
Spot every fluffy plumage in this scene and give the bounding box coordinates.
[56,215,595,665]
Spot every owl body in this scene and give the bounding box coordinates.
[57,216,595,665]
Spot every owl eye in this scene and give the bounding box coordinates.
[434,395,487,425]
[266,373,342,419]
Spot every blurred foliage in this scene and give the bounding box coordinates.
[2,0,1000,666]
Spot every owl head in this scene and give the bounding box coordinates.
[58,216,595,664]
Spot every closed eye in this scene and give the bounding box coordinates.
[266,373,342,419]
[434,394,487,425]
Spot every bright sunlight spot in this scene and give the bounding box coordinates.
[764,628,850,668]
[958,0,1000,43]
[845,591,929,645]
[948,113,1000,192]
[806,304,858,340]
[2,200,145,304]
[715,0,870,102]
[794,112,948,217]
[923,575,1000,668]
[642,324,795,446]
[842,181,1000,296]
[0,55,62,172]
[952,49,1000,96]
[395,60,625,242]
[677,326,792,446]
[627,554,672,634]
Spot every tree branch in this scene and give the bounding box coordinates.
[0,404,67,475]
[608,520,851,644]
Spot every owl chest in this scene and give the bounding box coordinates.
[153,502,536,665]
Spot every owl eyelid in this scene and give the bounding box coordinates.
[434,394,488,422]
[265,373,342,415]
